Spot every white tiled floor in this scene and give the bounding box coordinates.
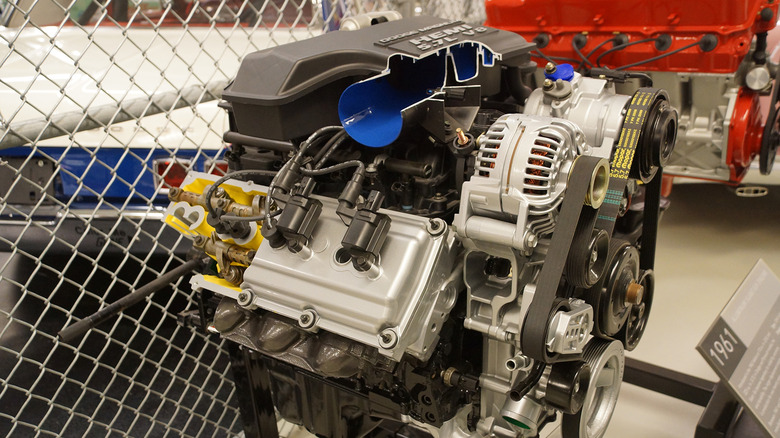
[606,181,780,437]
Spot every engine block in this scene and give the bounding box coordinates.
[163,15,677,438]
[243,195,461,362]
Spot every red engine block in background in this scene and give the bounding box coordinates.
[486,0,779,184]
[485,0,777,72]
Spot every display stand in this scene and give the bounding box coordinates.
[623,358,765,438]
[626,259,780,438]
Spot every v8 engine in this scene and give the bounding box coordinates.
[164,16,677,438]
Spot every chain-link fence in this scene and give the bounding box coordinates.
[0,0,483,436]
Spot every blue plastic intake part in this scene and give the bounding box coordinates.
[545,63,575,82]
[338,44,491,147]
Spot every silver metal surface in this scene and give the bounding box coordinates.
[243,195,462,362]
[340,11,403,31]
[212,298,396,379]
[745,65,771,92]
[566,339,625,438]
[500,396,545,436]
[525,73,631,158]
[611,48,773,183]
[450,110,621,437]
[546,299,594,355]
[174,89,634,437]
[631,72,738,181]
[2,2,645,436]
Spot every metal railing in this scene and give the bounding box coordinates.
[0,0,484,436]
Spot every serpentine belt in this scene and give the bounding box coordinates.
[596,89,664,236]
[520,88,664,363]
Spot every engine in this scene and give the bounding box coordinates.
[163,16,677,438]
[485,0,780,184]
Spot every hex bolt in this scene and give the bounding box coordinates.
[543,78,554,90]
[214,187,227,198]
[298,309,317,329]
[427,218,446,236]
[221,265,243,285]
[378,329,398,349]
[625,281,644,306]
[545,62,557,74]
[524,232,538,249]
[168,187,182,201]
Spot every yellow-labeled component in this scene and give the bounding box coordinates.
[165,201,214,237]
[194,235,256,266]
[164,172,269,252]
[201,275,241,292]
[180,177,266,211]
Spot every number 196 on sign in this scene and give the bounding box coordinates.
[709,327,739,367]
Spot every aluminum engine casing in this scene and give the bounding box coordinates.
[524,73,630,159]
[242,195,461,362]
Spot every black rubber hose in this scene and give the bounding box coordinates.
[313,130,349,169]
[223,131,294,153]
[531,50,580,65]
[754,32,768,65]
[625,72,654,87]
[572,38,593,68]
[595,37,661,67]
[58,257,208,344]
[508,362,546,402]
[616,40,702,70]
[578,36,621,70]
[204,169,279,220]
[297,126,344,156]
[384,157,433,178]
[301,160,364,176]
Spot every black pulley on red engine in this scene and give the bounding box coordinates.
[631,93,677,183]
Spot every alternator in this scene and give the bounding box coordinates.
[453,115,601,255]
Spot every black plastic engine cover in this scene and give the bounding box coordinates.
[222,16,534,141]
